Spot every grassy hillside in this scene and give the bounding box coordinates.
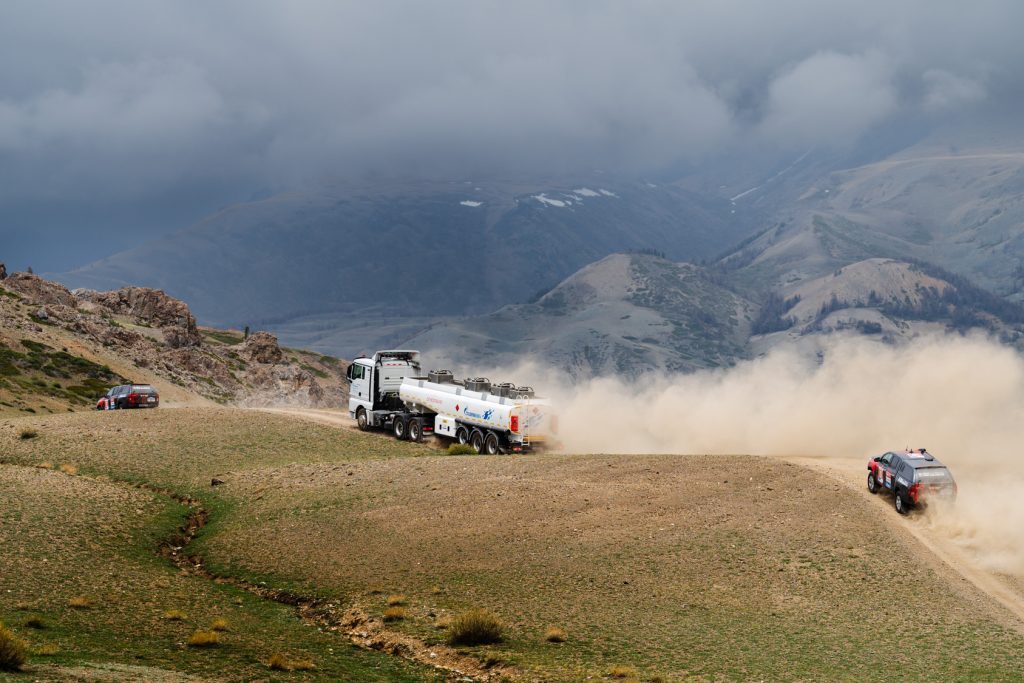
[2,408,1023,681]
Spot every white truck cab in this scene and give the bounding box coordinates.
[347,350,422,429]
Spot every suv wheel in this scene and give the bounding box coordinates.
[867,472,878,494]
[895,491,908,515]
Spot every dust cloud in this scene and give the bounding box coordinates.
[541,334,1024,575]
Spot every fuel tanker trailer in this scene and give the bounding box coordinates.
[346,350,555,454]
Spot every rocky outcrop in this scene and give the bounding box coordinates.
[3,272,77,308]
[77,287,201,348]
[241,331,284,364]
[0,263,7,280]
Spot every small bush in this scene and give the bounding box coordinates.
[58,463,77,475]
[209,618,229,632]
[447,609,504,646]
[430,585,443,595]
[434,615,452,629]
[18,428,37,440]
[447,444,477,455]
[382,607,406,622]
[268,652,316,671]
[0,623,27,671]
[67,596,91,609]
[187,630,220,648]
[35,462,53,470]
[386,594,406,607]
[608,665,636,678]
[32,642,59,656]
[14,602,32,611]
[24,615,46,630]
[544,626,567,643]
[163,609,186,621]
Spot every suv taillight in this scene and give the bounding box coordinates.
[909,482,921,503]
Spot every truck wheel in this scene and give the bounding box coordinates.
[867,472,878,494]
[895,491,908,514]
[393,417,408,441]
[409,419,424,443]
[356,408,370,431]
[456,427,469,445]
[469,429,484,454]
[483,432,501,455]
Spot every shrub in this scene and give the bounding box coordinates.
[35,462,53,470]
[544,626,567,643]
[58,463,77,475]
[18,428,37,440]
[434,615,452,629]
[0,623,27,671]
[382,607,406,622]
[33,642,59,656]
[608,664,636,678]
[67,596,91,609]
[447,609,504,646]
[187,630,220,648]
[24,615,46,629]
[163,609,186,621]
[209,618,229,632]
[447,444,477,455]
[385,594,406,606]
[268,652,316,671]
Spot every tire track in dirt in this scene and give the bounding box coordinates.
[788,455,1024,631]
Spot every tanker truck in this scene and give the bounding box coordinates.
[346,350,554,454]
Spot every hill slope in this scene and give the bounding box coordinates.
[0,271,347,415]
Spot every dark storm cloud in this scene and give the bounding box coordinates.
[0,1,1021,222]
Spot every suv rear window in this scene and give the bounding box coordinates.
[132,385,156,394]
[916,467,953,482]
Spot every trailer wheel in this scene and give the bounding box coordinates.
[393,417,408,440]
[483,431,501,455]
[456,426,469,445]
[409,419,424,443]
[469,429,484,454]
[356,408,370,431]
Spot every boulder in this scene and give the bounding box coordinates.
[79,287,201,348]
[242,331,284,364]
[3,272,77,307]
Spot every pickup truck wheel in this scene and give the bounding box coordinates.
[393,417,408,441]
[469,429,484,454]
[356,408,369,431]
[867,472,878,494]
[483,431,500,455]
[895,491,908,514]
[409,419,424,443]
[456,427,469,445]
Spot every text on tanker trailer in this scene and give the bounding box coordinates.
[346,350,555,454]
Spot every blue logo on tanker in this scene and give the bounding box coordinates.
[464,407,494,421]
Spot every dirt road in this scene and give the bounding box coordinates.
[789,454,1024,630]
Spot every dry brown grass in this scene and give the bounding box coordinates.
[67,596,92,609]
[385,594,406,606]
[163,609,187,621]
[434,615,453,629]
[268,652,316,671]
[209,617,229,632]
[13,602,31,611]
[58,462,77,475]
[608,664,637,679]
[430,585,442,595]
[447,609,504,646]
[35,462,53,470]
[544,626,567,643]
[0,623,27,672]
[23,615,46,630]
[187,630,220,648]
[32,642,60,656]
[382,607,406,622]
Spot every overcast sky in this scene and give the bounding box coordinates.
[1,1,1021,271]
